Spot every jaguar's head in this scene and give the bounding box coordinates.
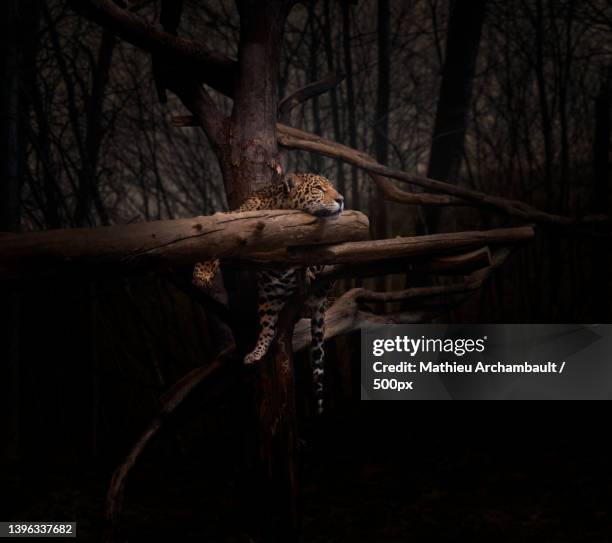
[282,173,345,217]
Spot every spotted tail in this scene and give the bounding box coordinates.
[310,298,327,415]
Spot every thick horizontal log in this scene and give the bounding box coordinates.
[0,210,369,280]
[247,226,534,266]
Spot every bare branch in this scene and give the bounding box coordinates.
[370,173,470,207]
[277,124,611,231]
[320,247,492,281]
[70,0,237,95]
[278,71,345,123]
[171,85,227,148]
[171,117,609,231]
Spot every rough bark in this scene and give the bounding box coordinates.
[223,1,289,206]
[1,220,529,283]
[0,209,369,280]
[219,4,301,541]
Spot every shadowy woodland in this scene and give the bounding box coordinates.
[1,1,611,542]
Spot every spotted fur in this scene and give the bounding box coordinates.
[193,173,344,414]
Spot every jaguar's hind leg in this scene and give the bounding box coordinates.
[244,269,297,364]
[193,260,220,289]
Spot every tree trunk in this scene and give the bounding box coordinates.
[341,1,360,210]
[223,4,300,540]
[533,0,554,205]
[223,2,288,208]
[591,67,611,216]
[374,0,390,239]
[308,3,323,172]
[426,0,486,233]
[591,66,611,320]
[322,0,346,197]
[76,28,116,226]
[373,0,390,293]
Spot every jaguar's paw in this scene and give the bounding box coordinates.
[244,351,262,365]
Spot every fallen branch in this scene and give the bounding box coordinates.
[0,210,369,280]
[105,347,236,542]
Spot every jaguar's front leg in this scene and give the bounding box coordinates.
[244,269,297,364]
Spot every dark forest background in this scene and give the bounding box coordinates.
[1,1,612,541]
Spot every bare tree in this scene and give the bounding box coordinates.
[426,0,487,233]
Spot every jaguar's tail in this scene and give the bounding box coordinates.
[310,300,327,415]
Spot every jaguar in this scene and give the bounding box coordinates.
[193,173,344,413]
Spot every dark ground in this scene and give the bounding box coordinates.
[2,407,611,542]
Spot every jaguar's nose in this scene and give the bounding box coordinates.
[335,196,344,211]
